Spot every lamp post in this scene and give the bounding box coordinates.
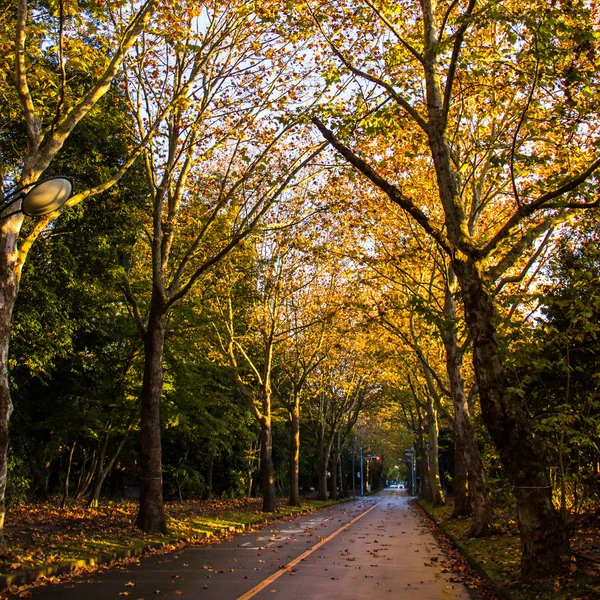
[1,177,73,221]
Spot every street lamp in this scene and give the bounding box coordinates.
[1,177,73,221]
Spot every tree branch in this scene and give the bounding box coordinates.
[312,117,453,255]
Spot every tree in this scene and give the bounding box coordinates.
[509,219,600,522]
[305,0,600,578]
[0,0,162,545]
[117,1,326,529]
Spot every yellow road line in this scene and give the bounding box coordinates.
[236,501,382,600]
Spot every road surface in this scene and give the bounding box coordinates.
[19,489,472,599]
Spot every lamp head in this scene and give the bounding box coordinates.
[21,177,72,217]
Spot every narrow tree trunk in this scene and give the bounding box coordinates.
[454,258,571,578]
[135,301,167,533]
[0,223,20,548]
[288,402,301,507]
[340,452,348,498]
[330,454,339,500]
[316,423,329,501]
[260,416,276,512]
[452,432,470,517]
[415,402,432,501]
[426,395,445,506]
[89,434,128,508]
[60,441,77,509]
[76,450,98,500]
[442,272,492,533]
[74,447,89,499]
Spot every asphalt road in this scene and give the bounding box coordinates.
[19,490,472,599]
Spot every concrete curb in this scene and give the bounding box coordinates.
[415,501,515,600]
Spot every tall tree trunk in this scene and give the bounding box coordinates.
[453,258,571,578]
[74,447,89,499]
[340,454,350,498]
[0,223,20,548]
[443,271,492,533]
[76,449,98,500]
[135,301,167,533]
[315,423,330,501]
[415,401,432,501]
[426,394,445,506]
[60,441,77,510]
[452,432,470,517]
[260,415,276,512]
[88,434,128,508]
[330,453,339,500]
[288,401,301,507]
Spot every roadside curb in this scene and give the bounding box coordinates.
[0,501,347,595]
[415,500,514,600]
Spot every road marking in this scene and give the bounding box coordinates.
[236,502,381,600]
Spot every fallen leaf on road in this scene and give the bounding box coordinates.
[125,582,136,587]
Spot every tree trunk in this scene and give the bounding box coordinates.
[60,441,77,509]
[74,447,89,499]
[88,434,128,508]
[135,301,167,533]
[452,432,470,517]
[426,394,445,506]
[316,423,329,501]
[442,272,492,533]
[0,223,20,548]
[330,454,339,500]
[415,402,432,502]
[288,402,301,507]
[453,258,571,578]
[260,416,276,512]
[76,449,98,500]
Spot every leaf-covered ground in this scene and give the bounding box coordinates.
[0,498,337,577]
[418,500,600,600]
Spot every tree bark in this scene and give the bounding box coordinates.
[0,223,20,548]
[340,454,348,498]
[260,415,276,512]
[415,401,432,501]
[453,258,571,577]
[442,271,492,534]
[330,453,339,500]
[135,299,167,533]
[60,441,77,510]
[315,422,330,501]
[288,402,301,507]
[426,394,445,506]
[452,441,470,516]
[88,434,128,508]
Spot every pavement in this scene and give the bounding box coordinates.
[16,489,472,599]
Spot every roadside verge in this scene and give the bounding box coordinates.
[0,498,347,597]
[416,499,600,600]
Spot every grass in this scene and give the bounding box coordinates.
[419,500,600,600]
[0,497,343,580]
